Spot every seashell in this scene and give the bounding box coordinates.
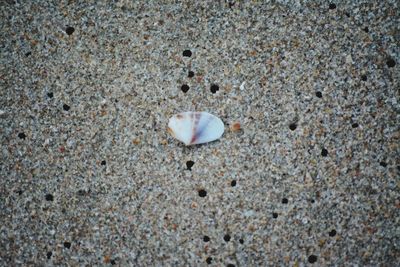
[168,111,224,145]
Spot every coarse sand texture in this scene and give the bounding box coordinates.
[0,1,399,266]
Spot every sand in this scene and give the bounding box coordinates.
[1,1,399,266]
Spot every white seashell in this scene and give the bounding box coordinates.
[168,111,224,145]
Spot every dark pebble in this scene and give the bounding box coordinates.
[223,234,231,242]
[65,26,75,35]
[198,189,207,197]
[18,132,26,139]
[45,194,54,201]
[386,58,396,68]
[63,104,70,111]
[181,84,189,93]
[289,123,297,131]
[182,50,192,57]
[186,160,194,170]
[308,255,318,263]
[329,229,337,237]
[210,84,219,94]
[63,242,71,249]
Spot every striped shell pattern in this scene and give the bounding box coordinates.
[168,112,224,145]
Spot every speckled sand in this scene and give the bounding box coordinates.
[1,1,399,266]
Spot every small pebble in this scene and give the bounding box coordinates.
[18,132,26,139]
[182,50,192,57]
[308,255,318,263]
[231,122,241,132]
[186,160,194,170]
[198,189,207,197]
[63,104,70,111]
[65,26,75,35]
[45,194,54,201]
[386,58,396,68]
[210,84,219,94]
[223,234,231,242]
[181,84,189,93]
[289,123,297,131]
